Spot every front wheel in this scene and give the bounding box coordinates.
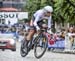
[34,34,48,59]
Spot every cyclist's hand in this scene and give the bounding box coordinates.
[47,28,51,30]
[36,26,40,31]
[47,28,53,34]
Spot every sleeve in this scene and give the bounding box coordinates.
[48,16,52,29]
[33,15,40,30]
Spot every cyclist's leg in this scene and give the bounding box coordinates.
[26,15,35,41]
[30,16,35,26]
[26,26,36,41]
[26,19,44,41]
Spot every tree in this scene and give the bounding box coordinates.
[24,0,41,20]
[24,0,54,20]
[54,0,75,25]
[24,0,75,26]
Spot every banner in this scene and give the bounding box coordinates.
[0,12,28,25]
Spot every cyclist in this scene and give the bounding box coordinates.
[26,6,53,45]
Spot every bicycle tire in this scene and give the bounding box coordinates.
[34,34,48,59]
[20,40,28,57]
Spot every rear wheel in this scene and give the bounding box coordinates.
[20,40,28,57]
[34,34,48,59]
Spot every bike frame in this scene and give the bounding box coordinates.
[43,30,56,45]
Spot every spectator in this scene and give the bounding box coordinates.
[59,28,66,39]
[67,27,75,49]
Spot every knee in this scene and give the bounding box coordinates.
[29,29,35,35]
[29,26,36,34]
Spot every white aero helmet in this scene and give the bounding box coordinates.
[43,6,53,13]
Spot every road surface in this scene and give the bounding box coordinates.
[0,42,75,61]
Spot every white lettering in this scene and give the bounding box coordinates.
[0,13,18,18]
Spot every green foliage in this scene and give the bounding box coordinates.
[54,0,75,24]
[24,0,75,25]
[24,0,41,20]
